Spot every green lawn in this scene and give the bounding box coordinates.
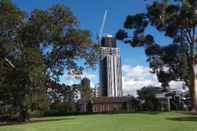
[1,112,197,131]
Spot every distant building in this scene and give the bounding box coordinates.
[78,96,138,113]
[79,78,93,112]
[99,35,123,97]
[80,78,91,100]
[91,97,135,112]
[81,78,91,87]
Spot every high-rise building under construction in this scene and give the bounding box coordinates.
[99,35,123,97]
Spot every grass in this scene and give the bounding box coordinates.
[1,112,197,131]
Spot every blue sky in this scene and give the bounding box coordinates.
[12,0,177,95]
[12,0,154,65]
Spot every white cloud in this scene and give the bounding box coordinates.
[61,64,186,97]
[169,80,188,94]
[122,65,160,96]
[122,65,187,96]
[61,71,97,88]
[62,74,78,85]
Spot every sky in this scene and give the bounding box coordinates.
[12,0,184,96]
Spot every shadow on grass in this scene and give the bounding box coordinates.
[0,117,75,127]
[138,111,162,115]
[179,111,197,115]
[69,111,163,117]
[167,116,197,122]
[166,111,197,122]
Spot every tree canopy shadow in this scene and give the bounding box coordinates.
[180,111,197,116]
[73,111,162,116]
[138,111,162,115]
[0,117,75,127]
[167,116,197,122]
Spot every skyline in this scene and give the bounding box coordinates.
[12,0,182,96]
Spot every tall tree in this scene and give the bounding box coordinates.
[116,0,197,111]
[0,0,97,121]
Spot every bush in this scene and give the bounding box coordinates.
[43,109,67,116]
[137,86,162,111]
[30,111,44,118]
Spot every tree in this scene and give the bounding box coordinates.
[137,86,161,111]
[46,80,79,112]
[116,0,197,111]
[0,0,97,121]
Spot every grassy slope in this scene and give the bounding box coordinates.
[0,112,197,131]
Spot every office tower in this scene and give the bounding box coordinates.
[99,35,123,97]
[80,78,91,100]
[81,78,90,89]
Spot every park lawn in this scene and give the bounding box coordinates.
[0,112,197,131]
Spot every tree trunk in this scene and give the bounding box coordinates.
[191,25,197,112]
[17,105,30,122]
[192,64,197,112]
[17,110,30,122]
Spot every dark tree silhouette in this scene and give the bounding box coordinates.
[0,0,97,121]
[117,0,197,111]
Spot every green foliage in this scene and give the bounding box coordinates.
[46,80,79,113]
[137,86,162,111]
[43,109,67,117]
[117,0,197,109]
[0,0,97,121]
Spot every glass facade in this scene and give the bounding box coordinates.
[99,36,123,97]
